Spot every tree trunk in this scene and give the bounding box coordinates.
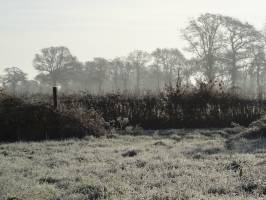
[156,71,160,92]
[206,54,215,83]
[98,80,103,94]
[11,82,16,95]
[257,66,262,100]
[114,73,118,92]
[169,67,173,88]
[123,78,128,93]
[135,66,140,95]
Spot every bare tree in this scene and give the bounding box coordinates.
[110,57,122,92]
[110,57,133,92]
[33,46,77,87]
[128,50,150,94]
[120,60,133,92]
[152,48,186,88]
[248,44,266,99]
[182,13,225,82]
[149,63,163,92]
[221,16,262,89]
[2,67,27,94]
[86,57,109,94]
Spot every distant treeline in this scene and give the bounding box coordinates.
[1,13,266,99]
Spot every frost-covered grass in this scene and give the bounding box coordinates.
[0,129,266,200]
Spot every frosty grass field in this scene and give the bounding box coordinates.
[0,128,266,200]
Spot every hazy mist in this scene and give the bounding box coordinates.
[1,0,266,78]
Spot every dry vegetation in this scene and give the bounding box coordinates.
[1,128,266,200]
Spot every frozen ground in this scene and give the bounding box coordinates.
[0,129,266,200]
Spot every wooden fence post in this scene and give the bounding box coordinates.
[53,86,58,109]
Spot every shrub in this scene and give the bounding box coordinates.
[0,93,107,142]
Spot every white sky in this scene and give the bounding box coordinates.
[1,0,266,78]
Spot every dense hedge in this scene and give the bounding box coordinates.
[0,94,107,142]
[2,85,264,142]
[58,89,266,129]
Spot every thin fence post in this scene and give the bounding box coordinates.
[53,86,58,109]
